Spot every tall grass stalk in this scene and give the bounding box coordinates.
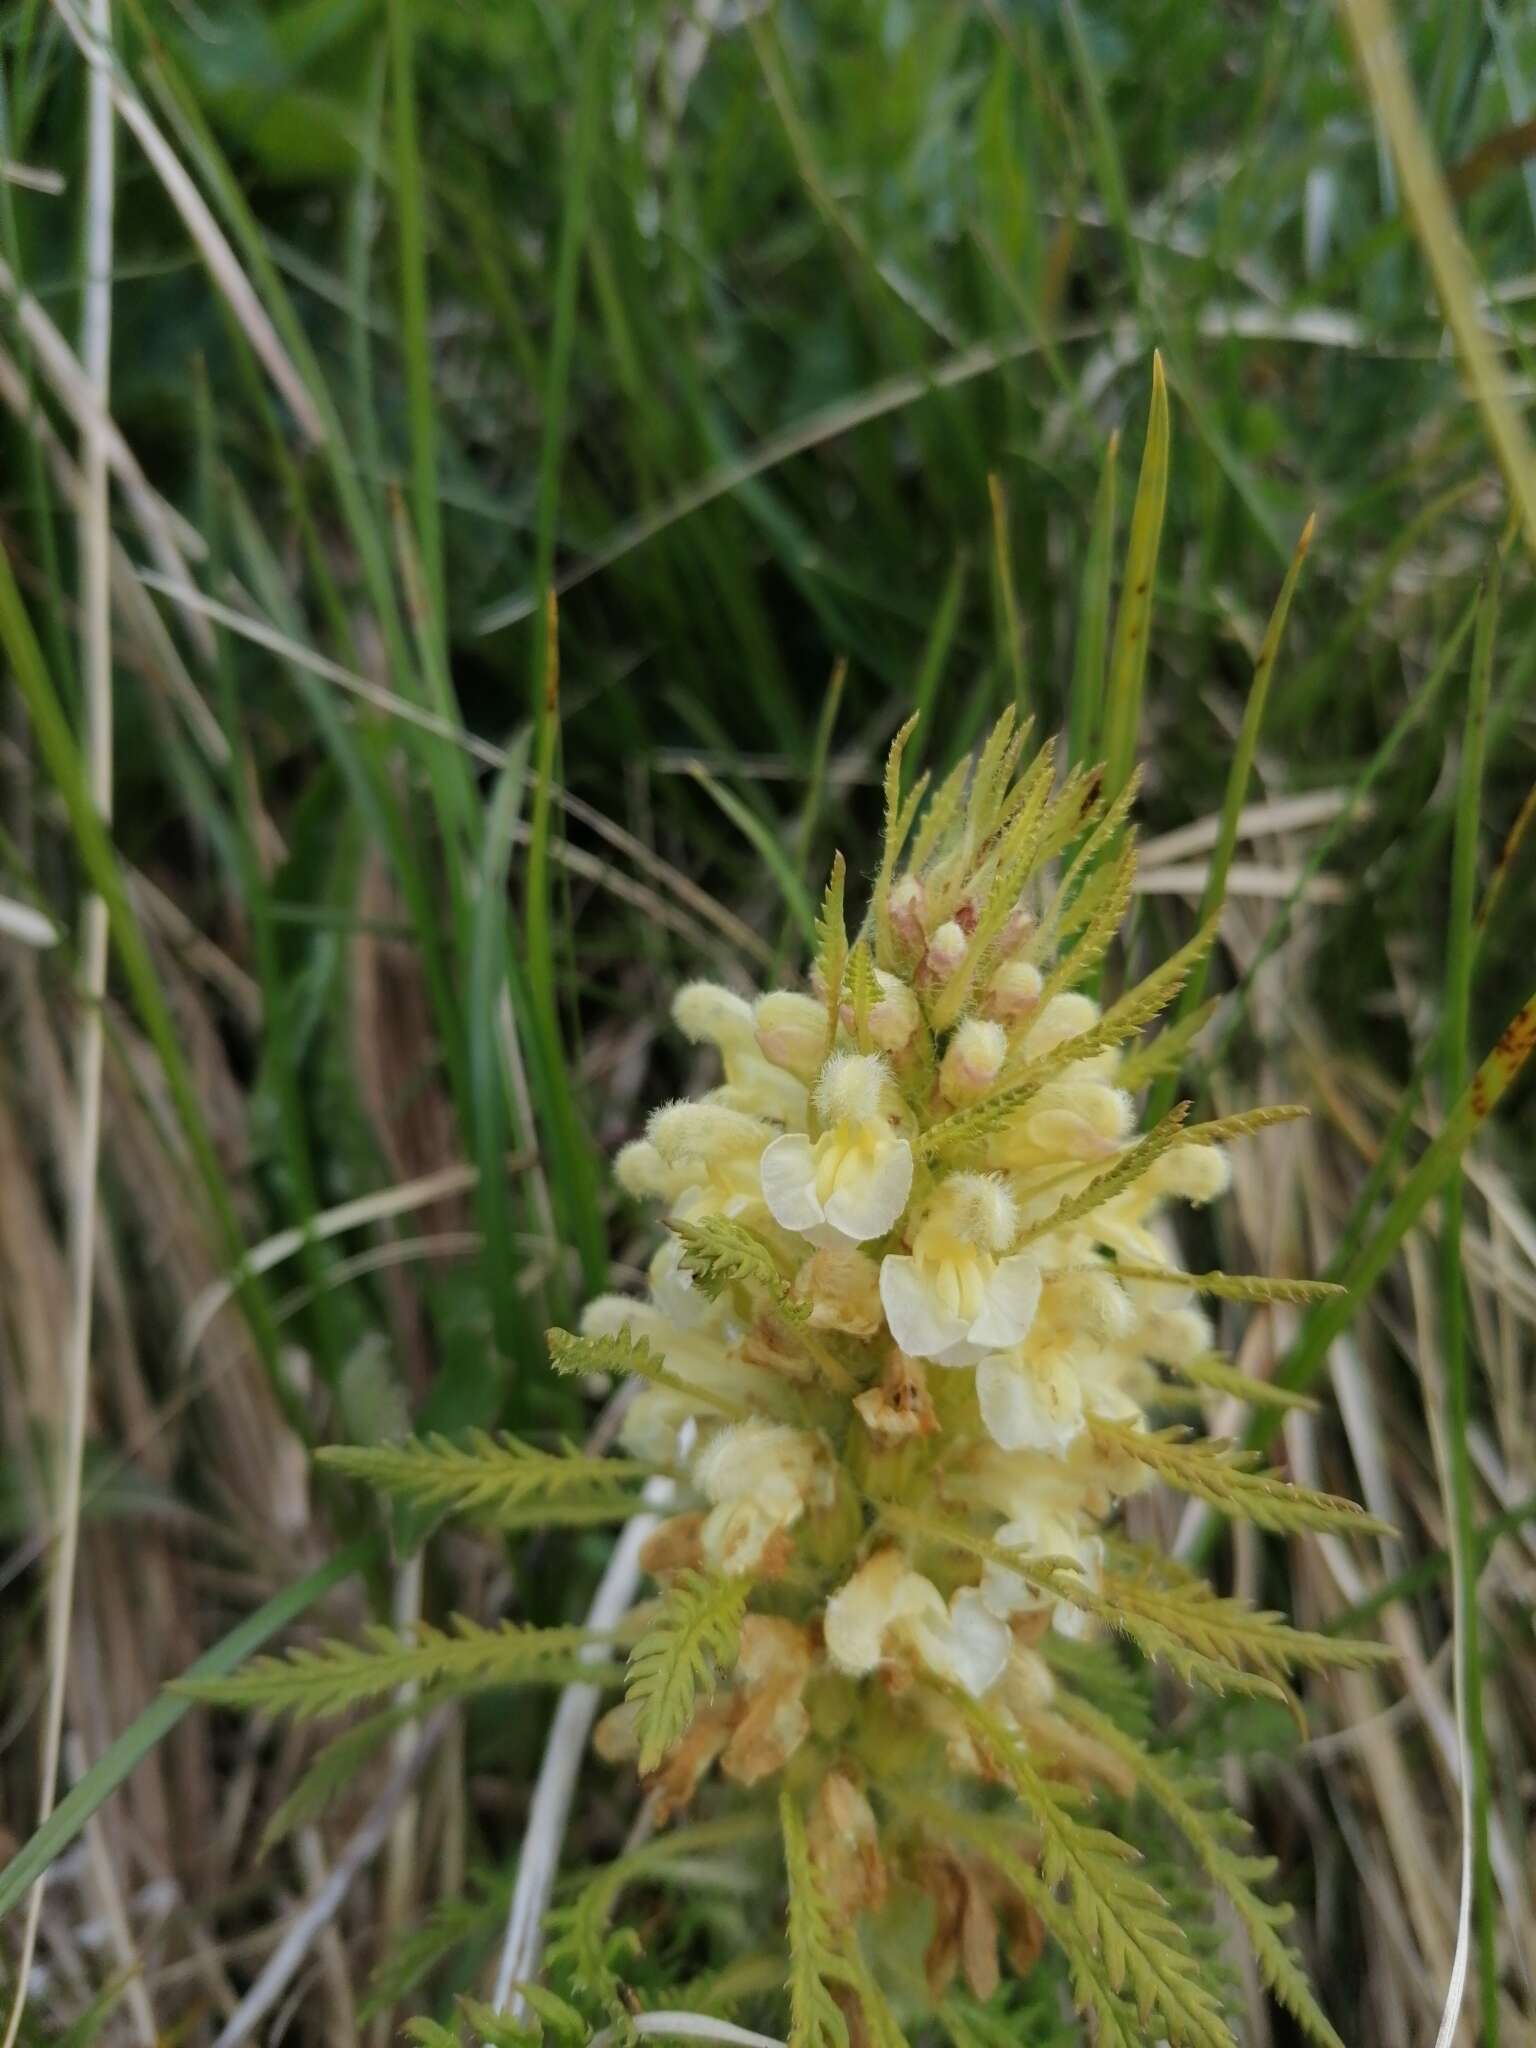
[1,26,113,2039]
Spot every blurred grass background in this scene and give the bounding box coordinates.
[1,0,1535,2042]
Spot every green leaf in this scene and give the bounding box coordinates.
[945,1695,1233,2048]
[1087,1421,1391,1536]
[1101,353,1170,804]
[626,1570,748,1775]
[176,1615,613,1722]
[1060,1699,1345,2048]
[780,1790,852,2048]
[671,1214,809,1323]
[318,1432,656,1530]
[546,1323,758,1424]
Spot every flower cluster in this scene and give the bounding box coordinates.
[195,713,1388,2046]
[574,717,1380,2035]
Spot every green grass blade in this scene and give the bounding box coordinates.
[1340,0,1536,555]
[690,762,817,949]
[1067,427,1119,767]
[911,552,968,748]
[1101,352,1170,803]
[988,472,1028,717]
[0,532,294,1411]
[1146,512,1314,1123]
[385,0,443,632]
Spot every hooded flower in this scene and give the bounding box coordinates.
[760,1052,913,1247]
[879,1172,1041,1365]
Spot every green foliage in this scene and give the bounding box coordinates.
[1016,1103,1189,1247]
[176,1618,612,1722]
[670,1215,808,1324]
[873,714,924,969]
[779,1791,852,2048]
[1116,1002,1221,1092]
[1108,1265,1347,1307]
[364,1869,513,2019]
[1102,1546,1398,1689]
[318,1433,656,1530]
[626,1569,748,1774]
[1063,1699,1345,2048]
[260,1697,425,1852]
[1169,1353,1321,1414]
[815,853,850,1046]
[1088,1421,1394,1537]
[544,1817,775,2031]
[547,1324,756,1423]
[1179,1105,1311,1147]
[949,1696,1232,2048]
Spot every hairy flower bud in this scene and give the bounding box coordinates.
[923,918,968,982]
[754,989,828,1079]
[939,1017,1007,1104]
[983,957,1043,1020]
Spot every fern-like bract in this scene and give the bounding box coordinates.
[1060,1697,1346,2048]
[1088,1420,1392,1536]
[671,1214,808,1323]
[176,1617,611,1721]
[626,1569,748,1773]
[319,1433,655,1530]
[779,1790,852,2048]
[949,1697,1233,2048]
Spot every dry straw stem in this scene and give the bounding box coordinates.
[487,1472,674,2030]
[208,1709,451,2048]
[1,22,114,2046]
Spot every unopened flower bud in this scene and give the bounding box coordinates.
[815,1050,890,1126]
[673,980,756,1050]
[1019,992,1099,1058]
[1136,1303,1214,1367]
[994,902,1036,957]
[939,1018,1007,1104]
[924,919,968,982]
[647,1099,766,1166]
[889,874,928,953]
[984,959,1043,1021]
[615,1139,671,1199]
[1151,1141,1232,1205]
[868,970,922,1054]
[754,989,827,1079]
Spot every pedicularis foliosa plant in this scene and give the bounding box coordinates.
[193,706,1396,2048]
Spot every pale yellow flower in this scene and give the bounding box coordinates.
[975,1339,1086,1455]
[760,1052,913,1247]
[879,1173,1040,1365]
